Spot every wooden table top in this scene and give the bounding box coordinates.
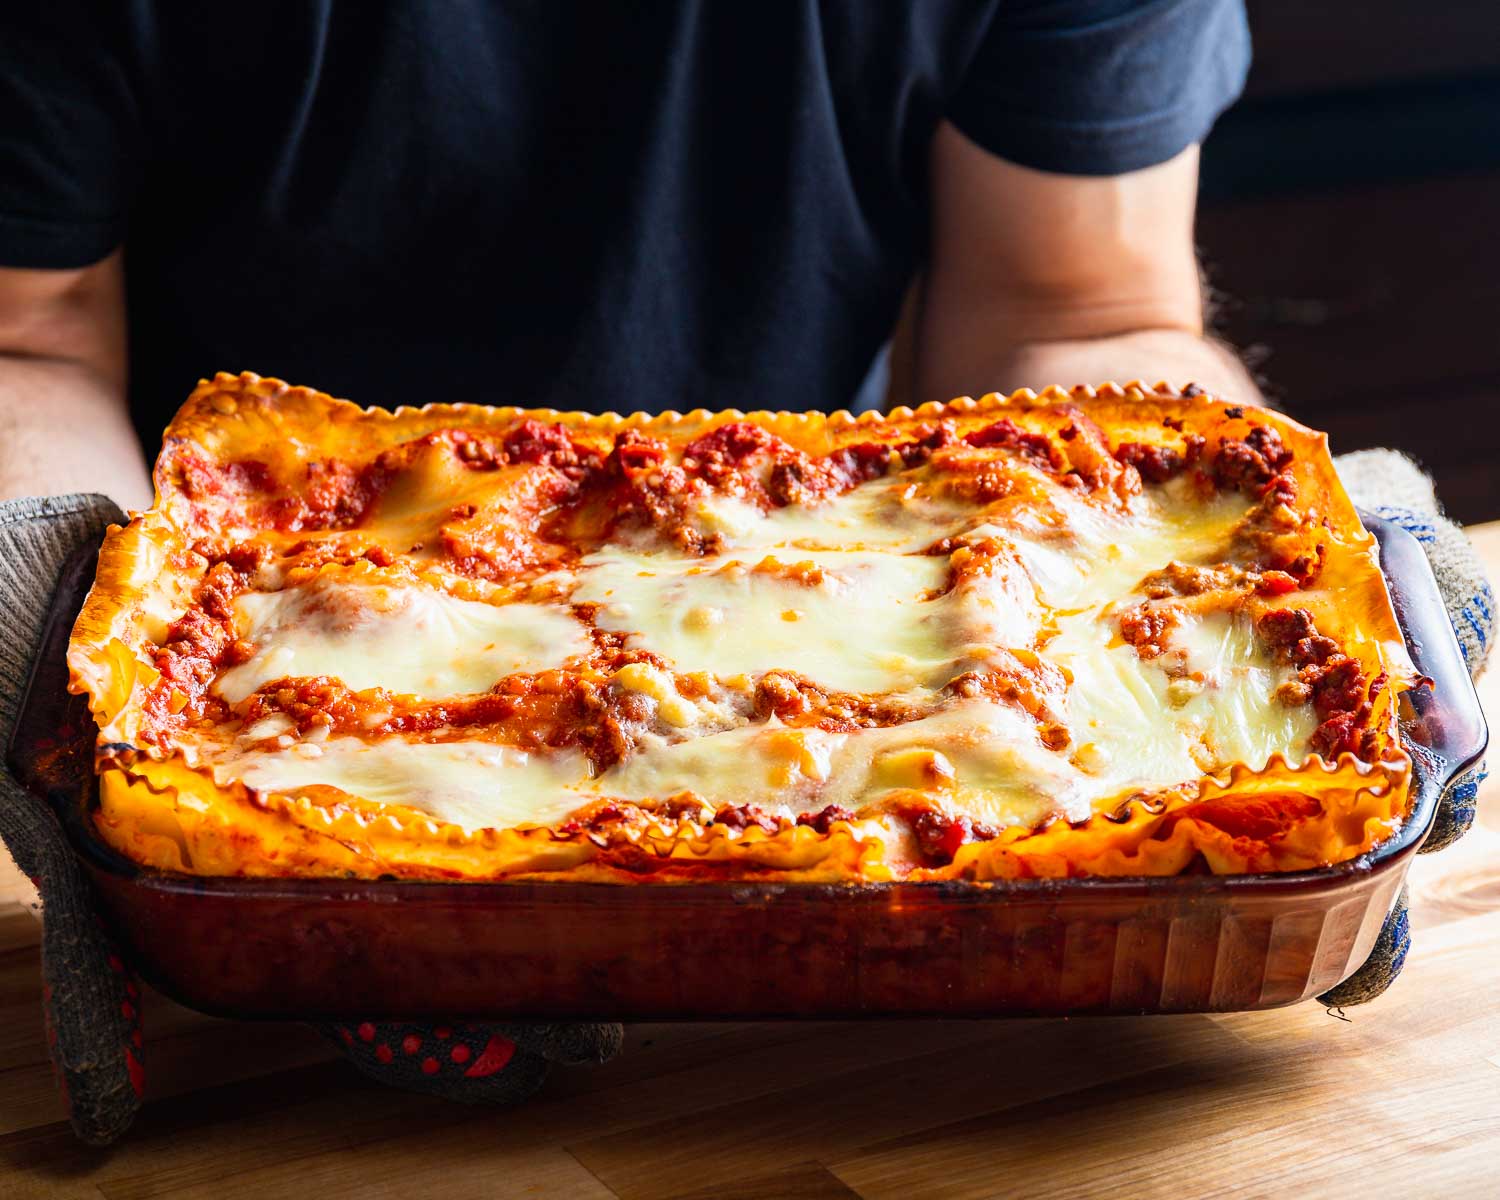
[3,525,1498,1200]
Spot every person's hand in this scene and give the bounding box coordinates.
[0,494,621,1145]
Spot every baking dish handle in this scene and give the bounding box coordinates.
[1366,513,1489,833]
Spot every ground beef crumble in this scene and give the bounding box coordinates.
[1118,602,1179,659]
[1256,607,1382,759]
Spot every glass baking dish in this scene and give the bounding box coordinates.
[8,515,1486,1019]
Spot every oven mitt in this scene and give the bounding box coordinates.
[0,494,620,1145]
[1336,449,1491,854]
[0,495,142,1145]
[1319,449,1492,1008]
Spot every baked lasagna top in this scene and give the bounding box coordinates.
[68,373,1417,882]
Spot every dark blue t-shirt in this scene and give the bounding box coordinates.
[0,1,1248,437]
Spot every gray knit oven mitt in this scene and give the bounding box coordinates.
[1317,451,1492,1007]
[0,495,621,1145]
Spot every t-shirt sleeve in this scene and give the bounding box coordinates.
[0,4,147,268]
[947,0,1251,176]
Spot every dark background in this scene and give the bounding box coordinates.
[1199,0,1500,521]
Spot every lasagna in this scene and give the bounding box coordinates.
[67,373,1418,882]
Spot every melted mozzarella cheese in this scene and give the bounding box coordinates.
[693,474,971,552]
[1162,609,1317,767]
[215,575,590,704]
[983,486,1247,612]
[594,698,1088,830]
[196,457,1322,838]
[225,736,592,832]
[574,548,959,693]
[994,487,1313,795]
[1047,610,1315,797]
[946,547,1046,656]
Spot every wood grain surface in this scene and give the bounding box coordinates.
[2,526,1498,1200]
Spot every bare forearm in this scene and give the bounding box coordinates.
[0,356,151,510]
[951,327,1265,407]
[917,130,1265,413]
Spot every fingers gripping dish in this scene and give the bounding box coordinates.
[68,374,1418,882]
